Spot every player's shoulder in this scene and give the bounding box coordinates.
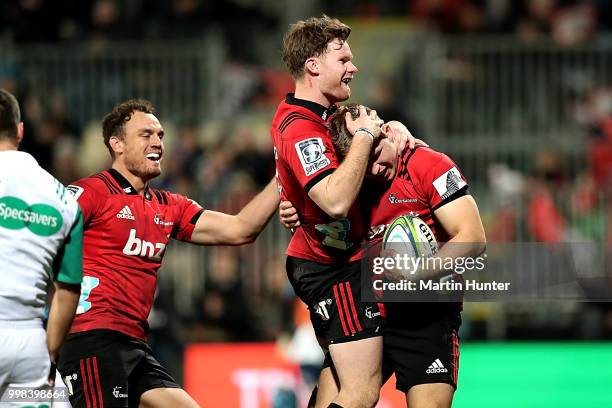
[410,146,451,163]
[396,146,456,182]
[149,188,199,208]
[403,146,455,171]
[68,171,121,200]
[148,188,172,205]
[273,101,327,139]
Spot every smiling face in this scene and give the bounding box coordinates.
[314,39,358,104]
[111,111,164,182]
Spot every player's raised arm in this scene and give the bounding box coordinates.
[308,106,383,219]
[189,178,279,245]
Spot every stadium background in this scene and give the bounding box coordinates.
[1,0,611,406]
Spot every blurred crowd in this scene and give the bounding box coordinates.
[0,0,279,62]
[332,0,611,45]
[3,0,612,49]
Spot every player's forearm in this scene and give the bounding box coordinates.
[319,133,373,218]
[234,178,279,243]
[420,230,486,280]
[46,282,80,362]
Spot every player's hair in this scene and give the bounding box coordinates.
[282,15,351,79]
[328,104,372,160]
[102,98,155,157]
[0,89,21,141]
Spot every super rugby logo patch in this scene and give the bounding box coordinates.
[295,138,331,177]
[432,167,466,200]
[66,185,84,200]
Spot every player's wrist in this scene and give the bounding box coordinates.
[354,128,377,143]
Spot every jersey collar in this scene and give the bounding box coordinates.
[285,93,337,120]
[107,168,152,200]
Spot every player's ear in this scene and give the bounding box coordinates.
[381,122,392,137]
[16,122,24,145]
[305,58,319,76]
[109,135,124,155]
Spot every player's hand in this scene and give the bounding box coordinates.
[383,121,428,152]
[279,200,300,230]
[380,248,420,283]
[346,106,384,142]
[380,248,405,282]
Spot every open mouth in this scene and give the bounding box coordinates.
[146,152,161,163]
[341,77,352,86]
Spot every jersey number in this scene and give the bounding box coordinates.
[76,276,100,314]
[315,219,353,250]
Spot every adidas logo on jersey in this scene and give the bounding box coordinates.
[116,205,135,220]
[426,359,449,374]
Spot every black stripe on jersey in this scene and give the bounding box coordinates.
[432,185,469,211]
[279,112,309,133]
[283,114,325,133]
[151,189,170,205]
[170,208,202,239]
[170,225,179,239]
[304,168,335,193]
[190,209,204,225]
[153,190,163,204]
[396,146,423,181]
[279,112,326,134]
[99,173,122,194]
[93,174,120,194]
[279,112,311,132]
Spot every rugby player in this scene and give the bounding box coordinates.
[57,99,280,408]
[272,15,386,408]
[282,104,486,408]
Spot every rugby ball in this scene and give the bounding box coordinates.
[382,215,438,258]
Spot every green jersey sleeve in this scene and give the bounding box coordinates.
[53,207,84,284]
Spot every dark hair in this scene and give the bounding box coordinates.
[0,89,21,141]
[328,104,372,160]
[282,15,351,79]
[102,99,154,156]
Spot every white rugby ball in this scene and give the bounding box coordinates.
[382,215,438,258]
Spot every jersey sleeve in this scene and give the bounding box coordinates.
[66,180,101,225]
[52,207,83,285]
[413,151,469,210]
[170,194,205,242]
[284,125,339,193]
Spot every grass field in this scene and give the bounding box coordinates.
[454,342,612,407]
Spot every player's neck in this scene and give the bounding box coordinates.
[0,140,18,151]
[111,163,148,194]
[294,81,333,109]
